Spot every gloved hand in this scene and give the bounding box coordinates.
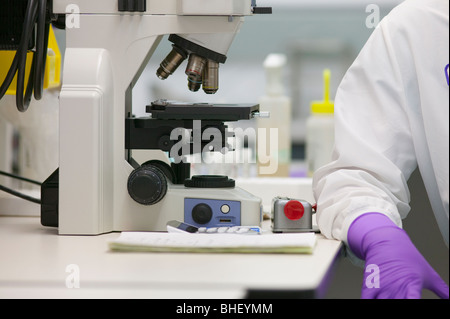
[347,213,449,299]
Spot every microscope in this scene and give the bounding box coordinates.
[35,0,271,234]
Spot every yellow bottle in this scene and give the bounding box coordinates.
[306,69,335,177]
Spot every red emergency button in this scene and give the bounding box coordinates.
[284,200,304,220]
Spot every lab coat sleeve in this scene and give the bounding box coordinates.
[312,8,418,247]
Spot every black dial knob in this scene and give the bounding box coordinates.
[127,165,167,205]
[184,175,235,188]
[192,203,213,225]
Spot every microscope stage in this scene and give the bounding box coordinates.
[147,100,260,121]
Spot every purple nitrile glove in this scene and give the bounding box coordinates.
[347,213,449,299]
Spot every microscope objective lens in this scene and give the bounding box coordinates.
[185,54,206,77]
[187,76,202,92]
[185,54,206,92]
[156,45,187,80]
[203,60,219,94]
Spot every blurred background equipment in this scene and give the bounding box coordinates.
[0,0,61,215]
[133,0,404,174]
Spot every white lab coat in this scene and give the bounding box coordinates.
[313,0,449,248]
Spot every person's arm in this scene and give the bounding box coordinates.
[312,1,449,299]
[313,6,416,248]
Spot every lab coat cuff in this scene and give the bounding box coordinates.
[341,210,402,266]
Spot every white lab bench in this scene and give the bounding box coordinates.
[0,216,342,299]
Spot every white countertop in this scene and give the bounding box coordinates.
[0,216,342,299]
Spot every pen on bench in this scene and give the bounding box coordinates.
[166,220,261,235]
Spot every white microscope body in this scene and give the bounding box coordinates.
[52,0,265,234]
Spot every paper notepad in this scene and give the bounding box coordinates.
[109,232,317,254]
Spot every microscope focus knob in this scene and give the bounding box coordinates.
[127,165,167,205]
[191,203,213,225]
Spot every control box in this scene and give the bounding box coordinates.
[272,197,314,233]
[184,198,241,228]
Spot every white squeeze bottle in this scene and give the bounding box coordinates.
[306,69,335,177]
[256,54,292,177]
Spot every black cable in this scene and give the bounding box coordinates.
[33,0,49,100]
[0,184,41,205]
[0,0,51,112]
[16,0,38,112]
[0,170,42,186]
[0,170,42,204]
[0,45,19,98]
[0,0,50,203]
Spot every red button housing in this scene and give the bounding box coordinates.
[284,200,304,220]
